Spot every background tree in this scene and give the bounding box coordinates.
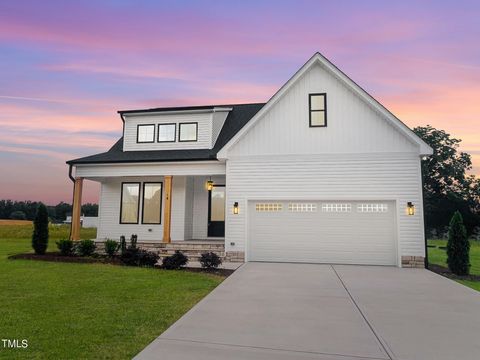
[54,202,72,221]
[414,125,480,236]
[32,203,49,255]
[81,203,98,217]
[447,211,470,275]
[9,210,26,220]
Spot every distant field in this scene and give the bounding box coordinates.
[0,219,32,226]
[0,223,96,243]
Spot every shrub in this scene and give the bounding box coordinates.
[32,203,49,255]
[120,247,159,267]
[130,234,138,249]
[76,239,96,257]
[447,211,470,275]
[56,239,75,256]
[119,236,127,255]
[162,251,188,270]
[104,239,119,257]
[199,252,222,269]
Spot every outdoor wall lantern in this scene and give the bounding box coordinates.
[205,177,214,191]
[233,202,239,214]
[407,202,415,216]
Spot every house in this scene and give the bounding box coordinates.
[64,215,98,228]
[67,52,432,267]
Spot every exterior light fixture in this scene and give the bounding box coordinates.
[205,177,214,191]
[233,202,239,214]
[407,202,415,216]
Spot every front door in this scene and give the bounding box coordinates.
[208,185,225,237]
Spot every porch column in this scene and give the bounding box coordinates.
[70,177,83,241]
[163,175,173,243]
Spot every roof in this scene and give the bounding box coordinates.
[218,52,433,158]
[118,104,231,114]
[67,103,265,165]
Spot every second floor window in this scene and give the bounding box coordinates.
[137,124,155,143]
[309,93,327,127]
[158,123,176,142]
[179,122,198,142]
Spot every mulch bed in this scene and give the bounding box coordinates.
[8,252,234,276]
[428,264,480,282]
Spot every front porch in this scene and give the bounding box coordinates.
[68,160,244,260]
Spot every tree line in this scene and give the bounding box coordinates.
[0,200,98,222]
[414,125,480,238]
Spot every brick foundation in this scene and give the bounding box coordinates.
[401,256,425,268]
[225,251,245,262]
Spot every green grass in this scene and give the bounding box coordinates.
[427,239,480,275]
[427,239,480,291]
[0,225,224,359]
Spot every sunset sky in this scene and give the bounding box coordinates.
[1,0,479,204]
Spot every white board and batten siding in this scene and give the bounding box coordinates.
[224,61,426,266]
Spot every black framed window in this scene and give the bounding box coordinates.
[309,93,327,127]
[137,124,155,143]
[120,183,140,224]
[142,182,163,224]
[157,123,176,143]
[179,122,198,142]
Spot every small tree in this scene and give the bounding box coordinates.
[32,203,49,255]
[447,211,470,275]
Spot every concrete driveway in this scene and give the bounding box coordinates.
[135,263,480,360]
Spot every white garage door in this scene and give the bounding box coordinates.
[248,200,397,265]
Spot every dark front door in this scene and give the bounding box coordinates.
[208,185,225,237]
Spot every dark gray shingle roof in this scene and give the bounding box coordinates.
[67,103,265,165]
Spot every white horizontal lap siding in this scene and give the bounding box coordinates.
[96,176,187,242]
[123,112,212,151]
[225,153,425,259]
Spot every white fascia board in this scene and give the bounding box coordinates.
[217,52,433,159]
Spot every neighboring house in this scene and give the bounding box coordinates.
[67,52,432,267]
[64,215,98,228]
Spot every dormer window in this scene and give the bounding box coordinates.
[137,124,155,143]
[158,123,176,142]
[309,93,327,127]
[179,122,198,142]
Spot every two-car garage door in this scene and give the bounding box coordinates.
[248,200,397,265]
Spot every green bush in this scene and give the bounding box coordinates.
[32,203,49,255]
[162,251,188,270]
[76,239,96,257]
[130,234,138,249]
[119,235,127,255]
[120,247,159,267]
[104,239,119,257]
[199,252,222,269]
[56,239,75,256]
[447,211,470,275]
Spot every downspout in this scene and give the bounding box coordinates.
[68,164,76,240]
[421,158,429,269]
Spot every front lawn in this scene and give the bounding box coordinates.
[0,224,224,359]
[427,239,480,291]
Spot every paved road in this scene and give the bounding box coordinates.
[136,262,480,360]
